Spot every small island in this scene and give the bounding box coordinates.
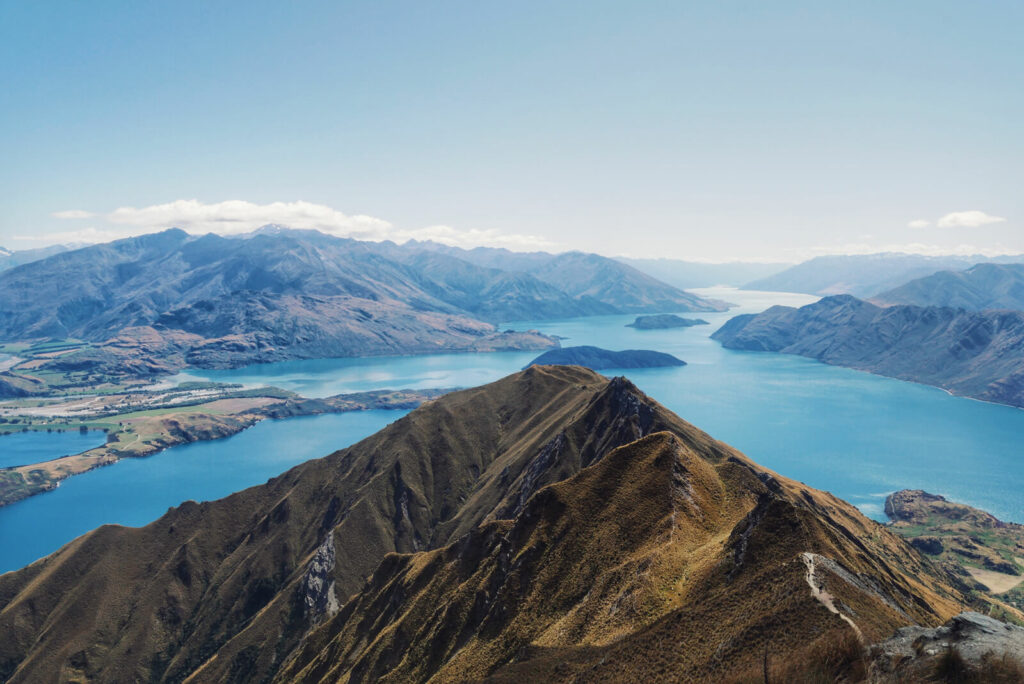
[525,345,685,371]
[626,314,709,329]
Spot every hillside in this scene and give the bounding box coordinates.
[874,262,1024,311]
[0,229,728,376]
[409,242,731,313]
[712,295,1024,408]
[744,253,1024,298]
[886,489,1024,612]
[0,245,70,272]
[0,366,971,683]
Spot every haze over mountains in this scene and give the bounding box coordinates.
[713,295,1024,408]
[0,367,970,682]
[410,241,730,313]
[0,244,71,272]
[745,253,1024,298]
[874,263,1024,312]
[617,256,790,289]
[0,228,726,372]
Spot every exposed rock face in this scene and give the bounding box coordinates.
[871,612,1024,680]
[626,313,709,329]
[874,262,1024,311]
[712,295,1024,408]
[0,367,966,683]
[525,345,686,370]
[302,535,339,621]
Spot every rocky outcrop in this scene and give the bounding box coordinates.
[301,535,339,621]
[712,295,1024,408]
[870,612,1024,680]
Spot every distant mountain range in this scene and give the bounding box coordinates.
[0,228,726,372]
[712,295,1024,408]
[873,263,1024,311]
[0,244,71,271]
[409,241,730,313]
[616,256,790,289]
[0,367,970,682]
[744,253,1024,298]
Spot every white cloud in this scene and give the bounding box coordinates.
[104,199,392,239]
[907,219,930,228]
[51,209,95,219]
[13,226,140,244]
[397,224,557,250]
[936,210,1006,229]
[40,199,559,251]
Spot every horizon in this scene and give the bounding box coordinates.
[5,223,1024,266]
[3,1,1021,261]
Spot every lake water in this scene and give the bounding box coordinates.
[176,287,1024,526]
[0,429,107,468]
[3,287,1024,573]
[0,411,405,573]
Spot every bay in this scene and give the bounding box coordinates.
[0,411,405,573]
[4,287,1024,574]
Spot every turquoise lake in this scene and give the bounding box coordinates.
[3,287,1024,573]
[0,429,106,468]
[0,411,405,573]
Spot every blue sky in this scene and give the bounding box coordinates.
[2,1,1021,260]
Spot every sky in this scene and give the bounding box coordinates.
[2,1,1021,261]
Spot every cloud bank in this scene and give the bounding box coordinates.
[38,199,558,251]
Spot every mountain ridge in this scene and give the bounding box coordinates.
[873,262,1024,311]
[0,366,969,682]
[744,253,1024,298]
[712,295,1024,408]
[0,229,726,378]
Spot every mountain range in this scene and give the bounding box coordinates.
[408,241,730,313]
[873,263,1024,312]
[712,295,1024,408]
[0,366,971,682]
[0,229,725,373]
[744,253,1024,298]
[616,256,790,289]
[0,244,71,272]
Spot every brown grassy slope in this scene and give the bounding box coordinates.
[0,366,683,683]
[276,444,965,681]
[0,366,968,683]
